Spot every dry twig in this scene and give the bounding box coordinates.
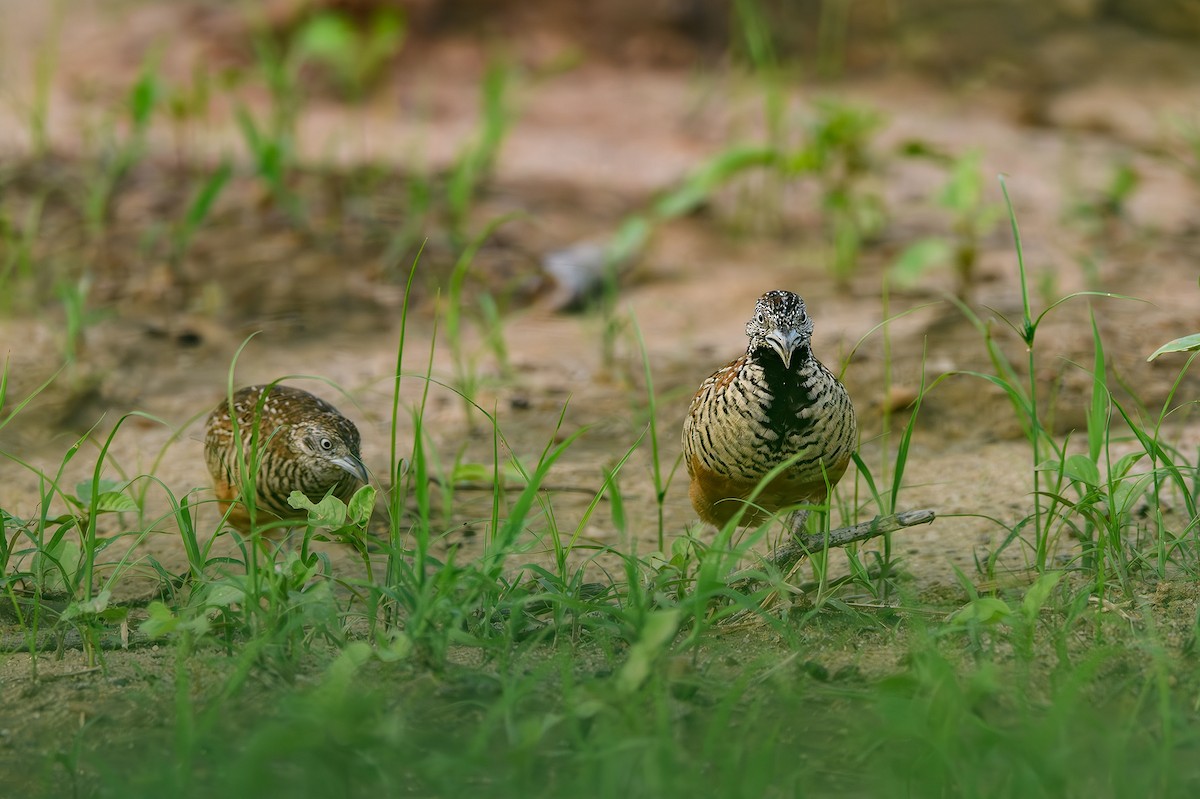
[728,509,936,594]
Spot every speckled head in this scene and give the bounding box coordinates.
[287,415,370,485]
[745,290,812,369]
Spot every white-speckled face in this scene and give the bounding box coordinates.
[745,290,813,369]
[290,421,369,484]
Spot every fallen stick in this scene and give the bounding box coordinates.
[728,508,936,593]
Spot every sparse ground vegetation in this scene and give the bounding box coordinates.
[2,2,1200,797]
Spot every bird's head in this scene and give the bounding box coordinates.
[745,290,813,370]
[291,418,369,485]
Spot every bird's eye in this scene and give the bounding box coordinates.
[319,437,333,451]
[755,313,765,325]
[799,312,808,324]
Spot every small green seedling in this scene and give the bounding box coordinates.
[289,8,406,99]
[889,148,1001,298]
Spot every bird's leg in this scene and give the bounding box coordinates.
[784,508,811,539]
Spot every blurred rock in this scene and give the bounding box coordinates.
[541,241,627,312]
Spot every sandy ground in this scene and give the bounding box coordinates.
[0,1,1199,609]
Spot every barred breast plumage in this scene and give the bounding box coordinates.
[682,290,857,528]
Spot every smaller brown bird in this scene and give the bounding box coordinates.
[203,384,369,534]
[682,290,857,533]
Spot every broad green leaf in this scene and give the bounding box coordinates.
[1112,473,1155,517]
[1106,160,1139,204]
[141,601,212,638]
[294,13,357,64]
[288,490,348,528]
[32,539,82,592]
[1112,451,1145,480]
[948,596,1013,626]
[1020,571,1063,619]
[376,631,413,663]
[140,601,179,637]
[615,608,681,695]
[326,641,376,682]
[1063,454,1101,488]
[94,490,138,513]
[889,237,951,286]
[61,589,111,620]
[346,484,377,527]
[365,11,406,64]
[98,605,130,623]
[514,714,564,749]
[451,462,492,483]
[939,149,984,211]
[205,581,245,608]
[128,68,160,129]
[280,551,322,588]
[73,479,121,506]
[568,698,607,721]
[1147,333,1200,361]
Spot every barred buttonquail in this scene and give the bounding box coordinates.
[204,384,369,532]
[682,290,857,530]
